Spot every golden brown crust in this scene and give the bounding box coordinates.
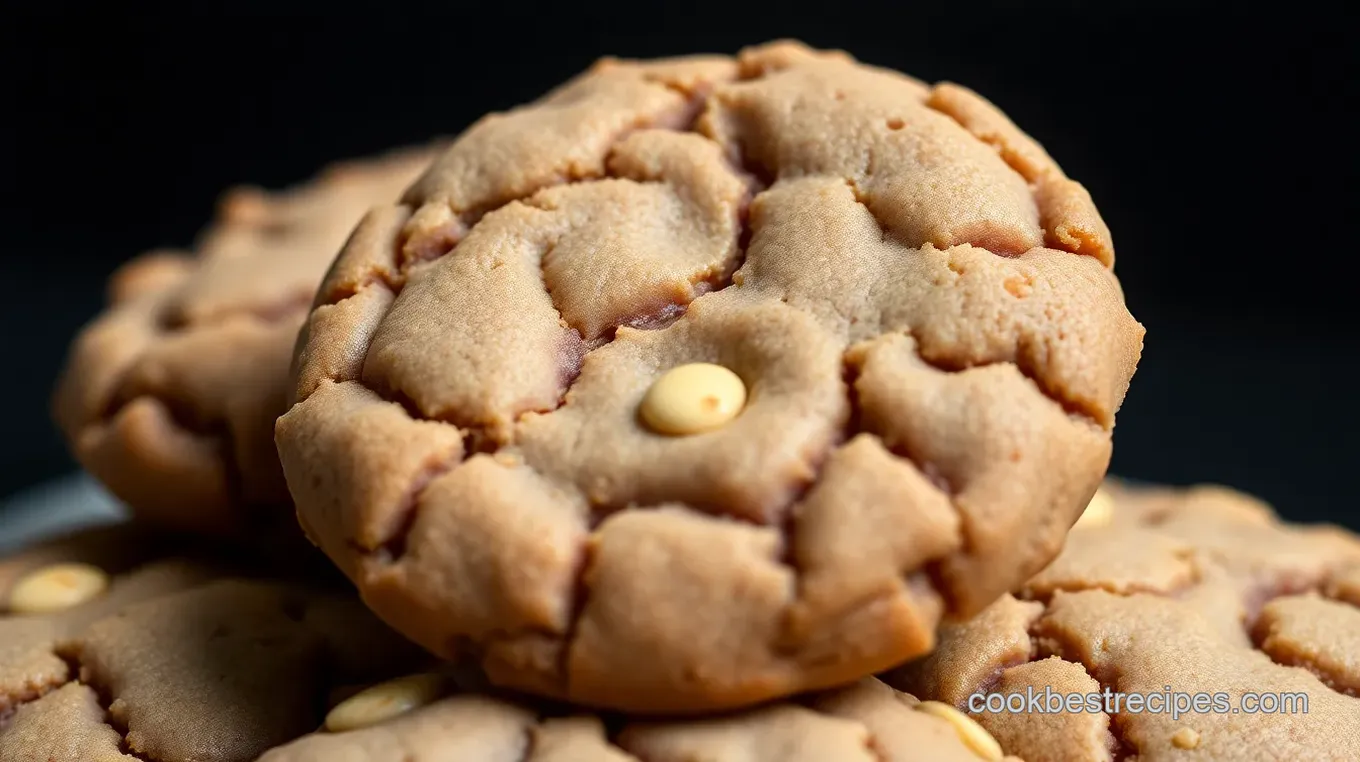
[53,146,439,534]
[279,40,1144,713]
[886,481,1360,761]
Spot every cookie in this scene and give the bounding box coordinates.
[276,39,1144,713]
[886,481,1360,761]
[0,526,429,762]
[0,530,1030,762]
[53,145,438,534]
[260,675,1024,762]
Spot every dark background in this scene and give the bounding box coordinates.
[2,6,1355,528]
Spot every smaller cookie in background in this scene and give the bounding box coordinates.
[885,480,1360,762]
[52,144,440,536]
[0,525,430,762]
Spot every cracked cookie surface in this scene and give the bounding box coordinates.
[0,526,428,762]
[886,480,1360,761]
[277,39,1144,713]
[1,527,1027,761]
[53,145,439,535]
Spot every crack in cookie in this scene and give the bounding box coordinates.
[922,84,1114,266]
[57,646,150,762]
[0,682,152,762]
[1252,591,1360,697]
[395,57,739,273]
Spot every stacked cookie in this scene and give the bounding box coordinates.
[4,40,1355,761]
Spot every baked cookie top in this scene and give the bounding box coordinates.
[277,40,1144,713]
[0,528,1023,762]
[0,526,429,762]
[887,481,1360,761]
[52,145,437,534]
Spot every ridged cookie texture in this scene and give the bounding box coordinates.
[888,481,1360,761]
[277,40,1145,713]
[0,526,428,762]
[53,146,438,534]
[0,527,1020,762]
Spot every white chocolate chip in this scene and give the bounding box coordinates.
[1074,487,1115,529]
[7,563,109,614]
[914,701,1004,761]
[1171,727,1201,749]
[493,451,524,468]
[324,673,447,733]
[639,363,747,436]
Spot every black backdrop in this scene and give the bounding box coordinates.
[2,5,1356,528]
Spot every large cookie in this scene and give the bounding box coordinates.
[53,145,438,534]
[277,40,1144,712]
[886,481,1360,761]
[0,526,429,761]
